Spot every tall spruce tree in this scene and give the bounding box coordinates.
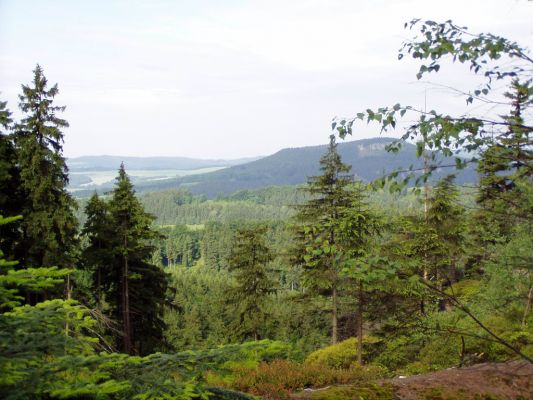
[226,226,275,341]
[13,65,78,272]
[293,135,354,344]
[107,164,168,355]
[336,181,381,363]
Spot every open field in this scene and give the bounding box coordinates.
[69,167,226,188]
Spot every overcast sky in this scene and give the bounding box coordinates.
[0,0,532,159]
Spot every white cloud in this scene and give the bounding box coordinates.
[0,0,531,158]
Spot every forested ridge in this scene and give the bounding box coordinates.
[72,137,478,198]
[0,18,532,400]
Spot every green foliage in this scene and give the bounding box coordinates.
[291,136,357,343]
[0,215,72,311]
[226,227,276,341]
[0,245,291,400]
[333,20,532,193]
[141,186,303,225]
[0,99,22,256]
[164,264,233,349]
[13,65,79,271]
[304,337,380,369]
[81,164,169,355]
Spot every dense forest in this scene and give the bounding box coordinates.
[0,19,532,400]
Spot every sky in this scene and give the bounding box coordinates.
[0,0,532,159]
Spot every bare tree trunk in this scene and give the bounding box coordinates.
[122,238,132,354]
[421,151,429,316]
[332,284,338,344]
[444,256,458,311]
[523,284,533,327]
[459,335,466,367]
[449,255,458,284]
[357,280,364,365]
[97,267,102,310]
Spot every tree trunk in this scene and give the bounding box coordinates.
[459,335,466,367]
[122,241,132,354]
[449,255,457,284]
[97,267,102,310]
[357,280,363,365]
[523,284,533,327]
[422,157,429,316]
[332,284,338,344]
[443,256,458,311]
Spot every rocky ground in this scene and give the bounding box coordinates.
[295,361,533,400]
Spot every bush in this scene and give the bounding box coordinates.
[304,337,380,369]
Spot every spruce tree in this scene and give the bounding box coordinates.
[476,80,532,238]
[107,164,168,355]
[226,226,275,341]
[336,181,381,363]
[427,175,465,284]
[13,65,78,271]
[293,135,354,344]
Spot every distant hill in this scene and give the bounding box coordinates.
[68,155,261,171]
[126,137,477,198]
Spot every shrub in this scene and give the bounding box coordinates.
[226,359,385,400]
[304,337,380,369]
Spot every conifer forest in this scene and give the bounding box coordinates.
[0,8,532,400]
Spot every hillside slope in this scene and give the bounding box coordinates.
[134,137,477,197]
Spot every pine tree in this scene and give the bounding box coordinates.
[292,135,354,344]
[107,164,168,355]
[13,65,78,272]
[226,226,275,341]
